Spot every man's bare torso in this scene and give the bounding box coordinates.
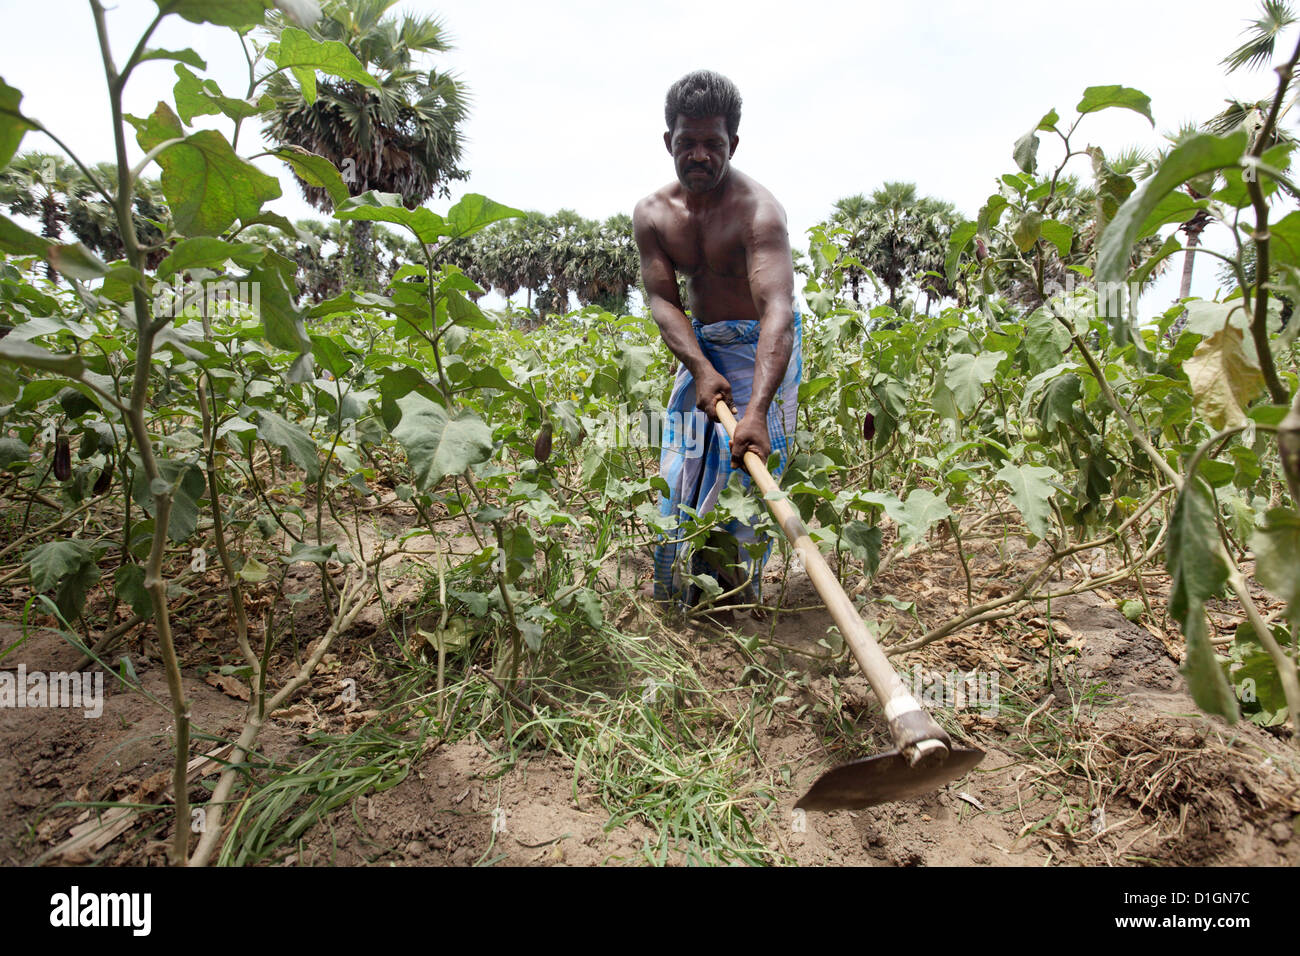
[637,169,786,324]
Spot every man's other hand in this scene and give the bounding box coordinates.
[730,412,770,468]
[695,368,734,420]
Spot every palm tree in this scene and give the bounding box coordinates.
[985,172,1096,310]
[1161,0,1300,336]
[0,155,170,278]
[559,214,638,313]
[260,0,471,284]
[515,212,559,310]
[828,193,872,304]
[0,153,74,280]
[828,182,961,311]
[454,211,547,309]
[1222,0,1297,74]
[975,147,1166,313]
[1159,105,1297,337]
[598,213,641,312]
[66,163,170,270]
[0,153,73,239]
[447,210,639,318]
[1217,244,1295,328]
[1142,124,1219,316]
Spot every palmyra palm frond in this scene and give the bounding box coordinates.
[1222,0,1296,74]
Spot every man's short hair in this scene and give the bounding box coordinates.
[664,70,742,137]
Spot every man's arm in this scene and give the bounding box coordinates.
[730,201,795,465]
[744,201,795,417]
[633,197,734,418]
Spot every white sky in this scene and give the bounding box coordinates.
[0,0,1288,311]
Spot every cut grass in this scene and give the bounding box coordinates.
[209,587,798,865]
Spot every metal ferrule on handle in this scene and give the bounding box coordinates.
[714,401,951,766]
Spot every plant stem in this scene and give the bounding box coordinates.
[1069,330,1181,487]
[92,0,190,864]
[1244,30,1300,406]
[1279,390,1300,507]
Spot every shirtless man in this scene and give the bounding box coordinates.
[633,69,801,608]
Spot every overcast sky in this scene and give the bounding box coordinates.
[1,0,1287,310]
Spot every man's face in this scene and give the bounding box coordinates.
[665,115,737,195]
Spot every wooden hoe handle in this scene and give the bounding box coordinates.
[713,401,951,765]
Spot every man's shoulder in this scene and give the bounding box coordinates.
[633,182,681,220]
[722,172,787,248]
[729,170,787,226]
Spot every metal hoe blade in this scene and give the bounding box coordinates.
[795,746,986,811]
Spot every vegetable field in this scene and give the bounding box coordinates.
[1,1,1299,867]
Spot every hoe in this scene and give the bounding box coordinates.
[716,401,984,810]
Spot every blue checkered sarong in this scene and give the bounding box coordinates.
[652,311,802,606]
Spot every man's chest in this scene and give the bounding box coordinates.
[657,212,748,278]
